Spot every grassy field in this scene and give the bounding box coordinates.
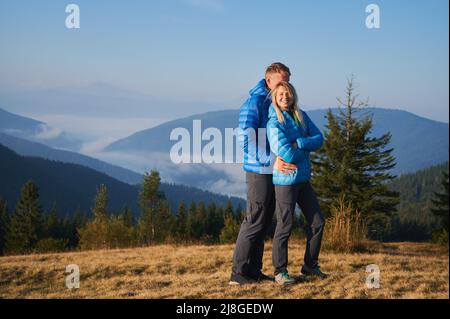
[0,241,448,299]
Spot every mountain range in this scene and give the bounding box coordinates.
[102,107,449,197]
[0,139,245,216]
[106,107,449,175]
[0,132,142,185]
[1,105,448,199]
[0,107,82,151]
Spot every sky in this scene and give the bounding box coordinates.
[0,0,448,122]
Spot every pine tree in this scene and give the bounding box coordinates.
[107,214,137,249]
[92,184,108,220]
[45,203,60,239]
[311,76,399,239]
[92,184,109,248]
[224,199,233,218]
[35,204,69,253]
[121,206,135,228]
[100,206,137,249]
[205,203,216,236]
[154,201,174,243]
[78,184,110,250]
[205,203,224,242]
[138,170,165,245]
[215,207,225,239]
[70,208,85,248]
[234,203,244,223]
[189,202,206,240]
[431,171,449,232]
[186,202,197,240]
[175,201,188,242]
[220,206,240,244]
[0,198,10,255]
[5,180,44,254]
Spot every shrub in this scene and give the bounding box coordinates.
[35,238,68,253]
[432,229,449,247]
[322,196,368,253]
[219,214,240,244]
[78,216,137,250]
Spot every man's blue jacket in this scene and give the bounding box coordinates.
[238,79,273,174]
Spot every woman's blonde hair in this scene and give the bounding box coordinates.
[270,81,305,128]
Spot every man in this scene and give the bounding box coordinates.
[230,63,296,285]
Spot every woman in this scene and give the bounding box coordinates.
[266,81,327,285]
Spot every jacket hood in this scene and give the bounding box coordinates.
[249,79,269,97]
[268,104,291,120]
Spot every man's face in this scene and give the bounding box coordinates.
[266,71,290,91]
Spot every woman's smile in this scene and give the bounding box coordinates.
[276,86,292,109]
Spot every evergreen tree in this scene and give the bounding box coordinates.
[138,170,165,245]
[5,180,44,254]
[234,203,244,223]
[189,202,206,240]
[216,207,225,237]
[187,202,197,240]
[44,203,60,239]
[431,171,449,233]
[224,199,233,216]
[107,215,136,249]
[121,206,135,228]
[35,204,69,253]
[205,203,224,241]
[92,184,109,247]
[205,203,216,236]
[385,162,448,241]
[0,198,10,255]
[92,184,109,220]
[224,199,236,223]
[78,184,110,250]
[311,76,399,239]
[175,201,188,242]
[154,200,174,243]
[220,205,240,244]
[69,208,85,248]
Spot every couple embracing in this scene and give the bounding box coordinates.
[230,63,327,286]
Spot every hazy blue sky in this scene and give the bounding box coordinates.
[0,0,448,121]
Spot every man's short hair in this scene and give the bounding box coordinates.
[265,62,291,76]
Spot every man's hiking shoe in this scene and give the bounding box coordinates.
[250,272,274,283]
[274,272,296,286]
[301,264,328,279]
[229,274,257,286]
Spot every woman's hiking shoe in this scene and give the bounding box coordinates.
[274,272,296,286]
[301,264,328,279]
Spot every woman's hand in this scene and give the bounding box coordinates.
[274,156,297,176]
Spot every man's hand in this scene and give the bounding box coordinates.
[274,156,297,176]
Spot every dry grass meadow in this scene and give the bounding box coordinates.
[0,240,448,299]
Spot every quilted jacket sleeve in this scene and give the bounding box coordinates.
[296,112,324,152]
[267,118,307,164]
[238,96,261,161]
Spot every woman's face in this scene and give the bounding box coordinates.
[276,86,293,110]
